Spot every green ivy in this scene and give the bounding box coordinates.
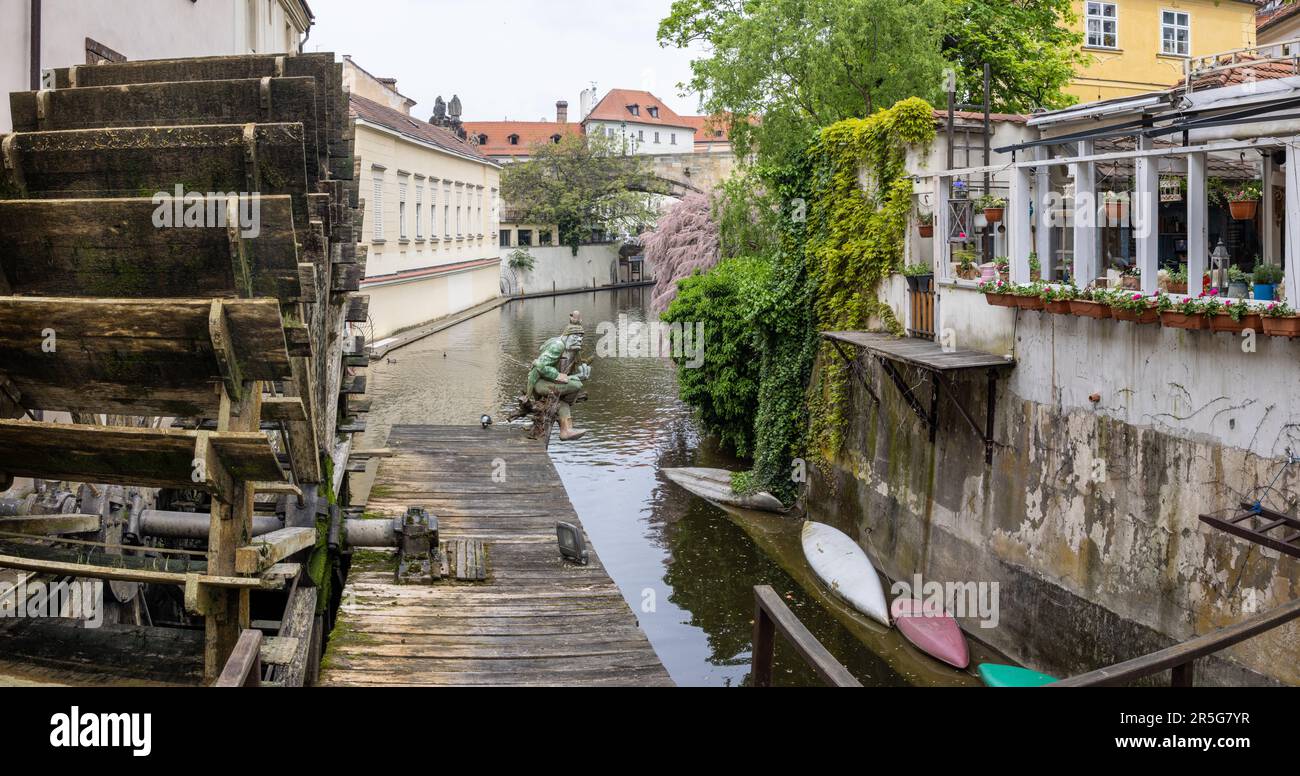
[806,97,936,458]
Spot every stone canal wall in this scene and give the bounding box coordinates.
[808,284,1300,685]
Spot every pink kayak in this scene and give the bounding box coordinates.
[890,597,970,669]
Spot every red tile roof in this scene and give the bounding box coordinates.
[682,115,731,143]
[460,121,582,158]
[1176,54,1299,89]
[349,94,491,163]
[584,89,696,129]
[932,109,1028,125]
[1258,1,1300,33]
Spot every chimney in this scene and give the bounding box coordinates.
[556,100,569,124]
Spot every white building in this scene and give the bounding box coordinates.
[346,59,502,341]
[0,0,314,131]
[580,87,697,155]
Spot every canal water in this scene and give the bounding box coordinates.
[358,287,981,687]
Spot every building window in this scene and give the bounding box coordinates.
[398,180,408,240]
[654,131,660,143]
[500,230,512,248]
[456,187,462,237]
[1161,10,1189,57]
[540,229,553,246]
[509,134,520,145]
[1085,2,1118,49]
[551,134,562,143]
[429,182,438,238]
[628,104,640,116]
[478,134,488,144]
[371,172,384,241]
[671,133,676,145]
[638,130,644,141]
[443,184,451,238]
[415,185,423,239]
[648,106,659,118]
[519,229,533,247]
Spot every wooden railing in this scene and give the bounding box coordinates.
[1050,597,1300,686]
[907,288,936,339]
[214,629,264,687]
[751,585,862,687]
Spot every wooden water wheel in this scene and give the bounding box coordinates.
[0,52,367,684]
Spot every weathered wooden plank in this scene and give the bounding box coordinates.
[261,396,307,422]
[0,420,283,492]
[0,196,300,300]
[0,514,100,536]
[10,78,322,181]
[0,296,290,417]
[0,124,309,225]
[320,426,670,687]
[235,526,316,574]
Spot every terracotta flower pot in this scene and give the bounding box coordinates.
[918,224,934,238]
[1160,311,1206,330]
[1167,281,1188,295]
[984,292,1018,308]
[1262,315,1300,338]
[1015,295,1045,311]
[1068,299,1111,319]
[1228,200,1258,221]
[983,207,1004,223]
[1208,312,1263,334]
[1121,276,1140,290]
[1044,299,1072,314]
[1112,307,1160,324]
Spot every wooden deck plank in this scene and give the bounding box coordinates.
[320,425,671,687]
[822,330,1015,371]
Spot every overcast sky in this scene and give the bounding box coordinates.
[305,0,705,122]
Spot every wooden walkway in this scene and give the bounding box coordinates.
[319,426,672,686]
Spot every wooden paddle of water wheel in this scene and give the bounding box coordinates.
[0,52,367,685]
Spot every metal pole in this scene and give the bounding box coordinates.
[984,63,992,262]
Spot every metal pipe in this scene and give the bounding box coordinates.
[29,0,41,90]
[342,518,398,548]
[139,510,282,541]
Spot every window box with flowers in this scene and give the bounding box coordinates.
[1226,181,1262,221]
[1262,302,1300,338]
[1158,294,1211,330]
[1040,283,1077,314]
[979,278,1018,307]
[976,194,1005,224]
[1069,287,1113,319]
[1109,292,1160,324]
[1013,282,1046,310]
[1207,296,1263,334]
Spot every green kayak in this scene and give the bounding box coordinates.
[978,663,1057,687]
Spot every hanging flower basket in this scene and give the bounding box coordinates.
[983,207,1004,224]
[918,224,934,238]
[1228,200,1258,221]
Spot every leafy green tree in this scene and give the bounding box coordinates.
[501,133,664,254]
[943,0,1084,113]
[659,0,1082,163]
[660,0,947,165]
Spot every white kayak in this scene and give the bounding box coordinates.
[801,521,890,626]
[662,468,786,514]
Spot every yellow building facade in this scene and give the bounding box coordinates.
[1067,0,1258,103]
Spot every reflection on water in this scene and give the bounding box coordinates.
[360,287,974,686]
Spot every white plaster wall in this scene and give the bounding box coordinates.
[502,244,639,296]
[365,263,500,340]
[936,283,1300,460]
[585,119,696,155]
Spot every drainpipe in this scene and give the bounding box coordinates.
[29,0,41,90]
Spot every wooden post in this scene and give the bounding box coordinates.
[205,381,263,682]
[1170,660,1195,687]
[1136,136,1160,296]
[1186,152,1208,299]
[1072,140,1096,287]
[751,595,775,688]
[1261,154,1279,266]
